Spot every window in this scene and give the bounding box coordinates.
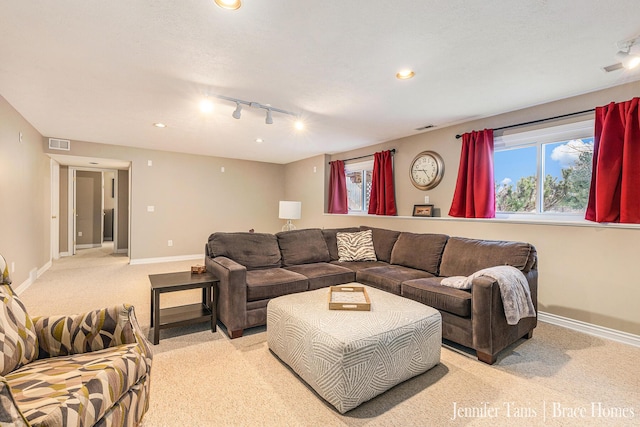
[494,120,594,216]
[344,160,373,213]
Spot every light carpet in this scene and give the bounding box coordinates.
[18,244,640,426]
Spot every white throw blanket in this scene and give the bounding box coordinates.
[440,265,536,325]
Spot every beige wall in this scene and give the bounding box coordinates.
[283,154,327,230]
[43,140,286,260]
[284,81,640,336]
[0,95,50,286]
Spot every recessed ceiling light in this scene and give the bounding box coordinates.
[153,123,167,128]
[294,120,305,130]
[256,138,264,143]
[214,0,241,10]
[396,69,415,80]
[200,98,214,113]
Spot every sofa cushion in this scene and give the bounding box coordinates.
[208,232,281,270]
[359,226,401,263]
[285,263,355,290]
[402,278,472,318]
[0,284,39,376]
[330,260,389,272]
[336,230,377,262]
[277,229,330,267]
[246,269,308,301]
[6,343,149,426]
[439,237,533,277]
[322,227,361,261]
[390,232,449,275]
[356,265,433,295]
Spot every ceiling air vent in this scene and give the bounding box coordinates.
[48,138,70,151]
[415,124,435,131]
[603,63,624,72]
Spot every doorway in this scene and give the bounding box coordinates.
[48,155,131,260]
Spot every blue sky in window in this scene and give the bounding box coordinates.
[494,138,594,186]
[494,146,536,187]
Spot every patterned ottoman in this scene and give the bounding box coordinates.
[267,284,441,413]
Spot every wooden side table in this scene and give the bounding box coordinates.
[149,271,219,345]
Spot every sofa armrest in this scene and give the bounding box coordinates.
[0,376,29,426]
[33,304,152,360]
[205,255,248,335]
[471,274,538,363]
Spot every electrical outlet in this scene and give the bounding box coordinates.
[167,240,173,247]
[147,206,155,212]
[11,262,15,273]
[78,231,83,237]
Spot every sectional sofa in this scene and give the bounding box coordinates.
[205,226,538,364]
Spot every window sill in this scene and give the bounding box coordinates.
[324,213,640,230]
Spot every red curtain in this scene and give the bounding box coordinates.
[585,98,640,223]
[328,160,348,214]
[368,150,397,215]
[449,129,495,218]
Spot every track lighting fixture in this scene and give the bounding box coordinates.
[616,50,640,70]
[232,102,242,119]
[615,37,640,70]
[201,94,304,129]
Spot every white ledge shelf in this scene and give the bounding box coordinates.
[324,213,640,230]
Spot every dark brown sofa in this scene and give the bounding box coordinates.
[205,226,537,364]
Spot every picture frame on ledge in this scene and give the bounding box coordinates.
[412,204,434,217]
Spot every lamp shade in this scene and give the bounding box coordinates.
[279,201,301,220]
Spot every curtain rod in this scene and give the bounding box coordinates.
[454,108,595,139]
[328,148,395,164]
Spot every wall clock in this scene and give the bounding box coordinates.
[409,151,444,190]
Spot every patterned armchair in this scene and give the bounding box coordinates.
[0,255,152,427]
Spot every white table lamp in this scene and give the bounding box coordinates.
[279,201,301,231]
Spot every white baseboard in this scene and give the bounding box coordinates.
[76,244,102,249]
[59,251,70,257]
[115,248,128,254]
[14,260,52,295]
[129,254,203,265]
[538,311,640,348]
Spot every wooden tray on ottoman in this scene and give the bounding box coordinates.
[328,285,371,311]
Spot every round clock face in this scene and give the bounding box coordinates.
[410,151,444,190]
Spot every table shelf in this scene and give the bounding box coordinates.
[158,303,212,329]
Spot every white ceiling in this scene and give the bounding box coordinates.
[1,1,639,165]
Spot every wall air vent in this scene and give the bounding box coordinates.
[48,138,70,151]
[415,124,435,131]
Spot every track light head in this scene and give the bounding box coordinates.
[616,50,640,70]
[265,109,273,125]
[232,102,242,119]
